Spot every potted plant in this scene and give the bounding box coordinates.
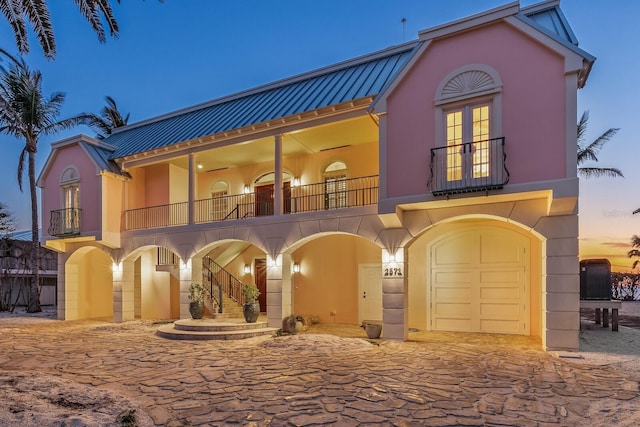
[242,283,260,323]
[188,283,206,319]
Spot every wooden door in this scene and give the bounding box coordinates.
[255,258,267,312]
[255,184,274,216]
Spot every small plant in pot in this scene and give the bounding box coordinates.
[242,283,260,323]
[188,283,206,320]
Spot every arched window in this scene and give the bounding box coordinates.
[59,166,80,233]
[434,65,503,188]
[323,161,347,209]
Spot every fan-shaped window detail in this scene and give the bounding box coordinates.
[60,166,80,184]
[435,64,502,105]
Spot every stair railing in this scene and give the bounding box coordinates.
[202,255,247,313]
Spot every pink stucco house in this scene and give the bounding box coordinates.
[38,1,593,351]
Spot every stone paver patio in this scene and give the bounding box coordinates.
[0,317,639,426]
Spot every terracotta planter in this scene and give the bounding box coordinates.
[243,301,260,323]
[189,301,204,319]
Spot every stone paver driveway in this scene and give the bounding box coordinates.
[1,319,639,426]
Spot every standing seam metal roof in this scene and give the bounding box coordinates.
[105,45,417,159]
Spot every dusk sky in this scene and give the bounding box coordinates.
[0,0,637,270]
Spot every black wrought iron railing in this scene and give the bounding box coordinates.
[202,255,248,313]
[123,175,379,231]
[287,175,379,214]
[428,137,509,196]
[48,208,82,237]
[125,202,188,230]
[157,247,179,266]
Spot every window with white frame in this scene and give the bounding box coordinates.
[210,181,228,221]
[60,167,80,231]
[434,65,503,188]
[324,161,347,209]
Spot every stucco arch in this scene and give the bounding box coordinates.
[405,214,543,338]
[63,246,113,320]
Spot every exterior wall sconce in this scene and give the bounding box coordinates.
[197,163,203,169]
[180,259,192,270]
[292,177,300,187]
[293,263,301,273]
[243,185,251,194]
[244,264,251,274]
[112,262,122,273]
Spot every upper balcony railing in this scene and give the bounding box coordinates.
[288,175,378,214]
[48,208,82,237]
[123,175,378,231]
[428,137,509,196]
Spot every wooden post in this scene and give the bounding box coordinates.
[602,308,609,328]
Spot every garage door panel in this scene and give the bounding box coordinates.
[434,302,471,317]
[480,319,521,334]
[480,302,521,317]
[434,271,473,284]
[479,286,521,300]
[433,286,472,300]
[435,317,472,331]
[479,233,524,264]
[430,226,529,335]
[480,270,522,283]
[433,233,475,266]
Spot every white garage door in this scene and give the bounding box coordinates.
[429,226,529,335]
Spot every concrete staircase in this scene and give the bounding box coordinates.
[156,318,277,340]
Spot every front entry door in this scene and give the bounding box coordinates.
[255,184,274,217]
[255,258,267,312]
[358,264,383,323]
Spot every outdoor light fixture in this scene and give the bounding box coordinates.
[293,263,300,273]
[112,262,122,273]
[244,264,251,274]
[292,177,300,187]
[243,185,251,194]
[197,162,203,169]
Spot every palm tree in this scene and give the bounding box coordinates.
[628,235,640,270]
[0,58,86,312]
[577,110,623,179]
[80,96,130,139]
[0,0,120,59]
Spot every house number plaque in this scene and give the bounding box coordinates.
[382,265,403,278]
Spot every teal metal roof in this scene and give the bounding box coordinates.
[105,43,418,159]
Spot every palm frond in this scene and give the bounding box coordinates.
[578,167,624,179]
[16,145,27,191]
[576,110,623,179]
[0,0,29,54]
[21,0,55,59]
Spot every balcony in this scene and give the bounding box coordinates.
[124,175,379,231]
[428,137,509,196]
[48,208,82,237]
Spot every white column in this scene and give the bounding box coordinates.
[188,153,196,224]
[179,257,193,319]
[266,253,292,327]
[113,259,135,323]
[274,135,283,216]
[382,247,408,340]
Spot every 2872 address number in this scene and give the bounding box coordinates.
[383,267,403,278]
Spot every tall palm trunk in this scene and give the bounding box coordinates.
[27,143,40,313]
